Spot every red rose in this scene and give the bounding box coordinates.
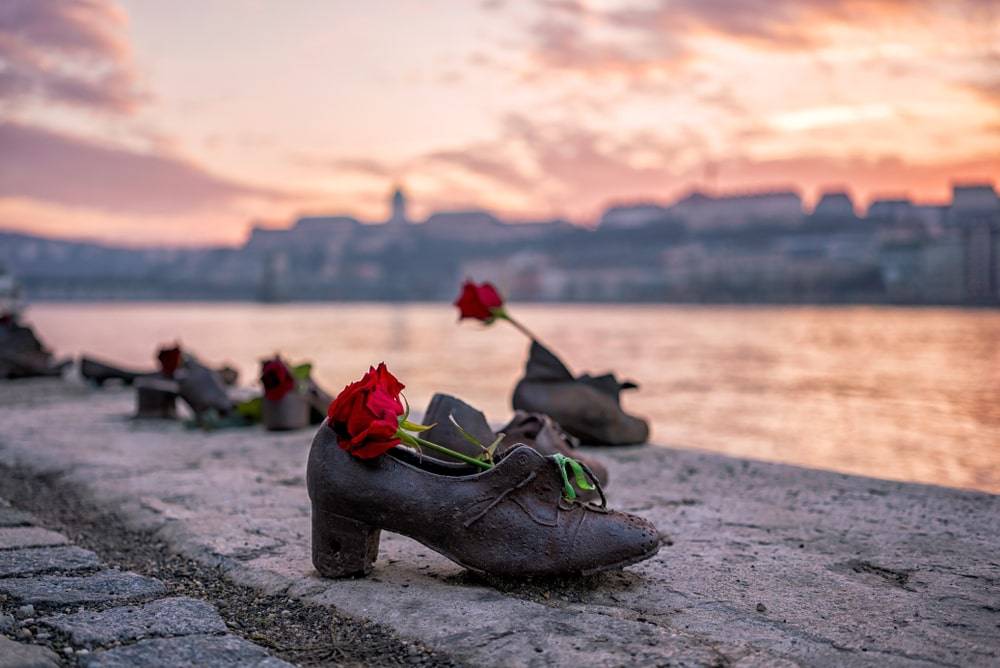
[260,357,296,401]
[454,280,504,322]
[157,345,182,378]
[327,362,405,459]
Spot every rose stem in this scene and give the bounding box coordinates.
[400,432,492,470]
[502,314,538,341]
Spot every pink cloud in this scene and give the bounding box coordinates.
[0,0,143,112]
[422,149,536,191]
[0,121,290,215]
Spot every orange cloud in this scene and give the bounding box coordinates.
[324,111,998,222]
[514,0,997,87]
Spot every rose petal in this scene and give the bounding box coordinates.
[454,280,504,321]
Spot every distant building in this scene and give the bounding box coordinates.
[948,183,1000,302]
[256,250,289,303]
[6,174,998,305]
[811,191,856,220]
[911,204,947,234]
[245,216,359,252]
[866,197,946,236]
[389,186,409,225]
[417,210,571,243]
[950,183,999,219]
[866,198,914,223]
[879,234,965,304]
[422,210,504,240]
[669,189,803,230]
[599,203,669,230]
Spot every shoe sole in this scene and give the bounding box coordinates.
[398,529,660,579]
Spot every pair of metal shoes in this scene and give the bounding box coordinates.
[420,393,609,490]
[80,351,240,424]
[513,340,649,446]
[80,356,238,388]
[307,394,660,578]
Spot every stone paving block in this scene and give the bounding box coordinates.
[0,507,35,527]
[0,569,165,607]
[0,545,102,578]
[0,635,60,668]
[0,527,68,550]
[42,596,228,646]
[81,634,295,668]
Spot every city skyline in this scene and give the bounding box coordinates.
[1,0,999,245]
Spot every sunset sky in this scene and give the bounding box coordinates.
[1,0,998,245]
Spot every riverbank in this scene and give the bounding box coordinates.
[1,379,997,666]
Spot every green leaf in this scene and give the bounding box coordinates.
[235,397,262,422]
[401,394,411,423]
[401,419,435,432]
[291,363,312,380]
[448,414,487,450]
[484,434,503,460]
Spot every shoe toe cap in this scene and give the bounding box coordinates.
[575,510,660,574]
[618,512,661,561]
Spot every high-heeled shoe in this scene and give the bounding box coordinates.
[306,423,659,578]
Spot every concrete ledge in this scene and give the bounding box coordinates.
[1,380,997,666]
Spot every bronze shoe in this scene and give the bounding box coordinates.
[81,355,239,388]
[0,318,69,379]
[177,358,233,417]
[262,392,311,431]
[513,340,649,446]
[80,356,153,386]
[307,424,659,578]
[498,411,609,487]
[260,357,333,430]
[421,394,609,486]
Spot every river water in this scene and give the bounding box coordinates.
[24,302,1000,494]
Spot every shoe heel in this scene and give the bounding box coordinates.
[311,508,381,578]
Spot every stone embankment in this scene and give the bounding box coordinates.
[1,379,998,667]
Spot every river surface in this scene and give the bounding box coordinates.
[24,302,1000,494]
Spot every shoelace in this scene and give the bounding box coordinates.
[462,455,607,528]
[551,454,607,508]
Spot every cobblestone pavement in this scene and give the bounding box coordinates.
[1,379,999,667]
[0,496,294,667]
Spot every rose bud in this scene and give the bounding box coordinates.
[454,280,505,323]
[260,357,297,401]
[157,345,182,378]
